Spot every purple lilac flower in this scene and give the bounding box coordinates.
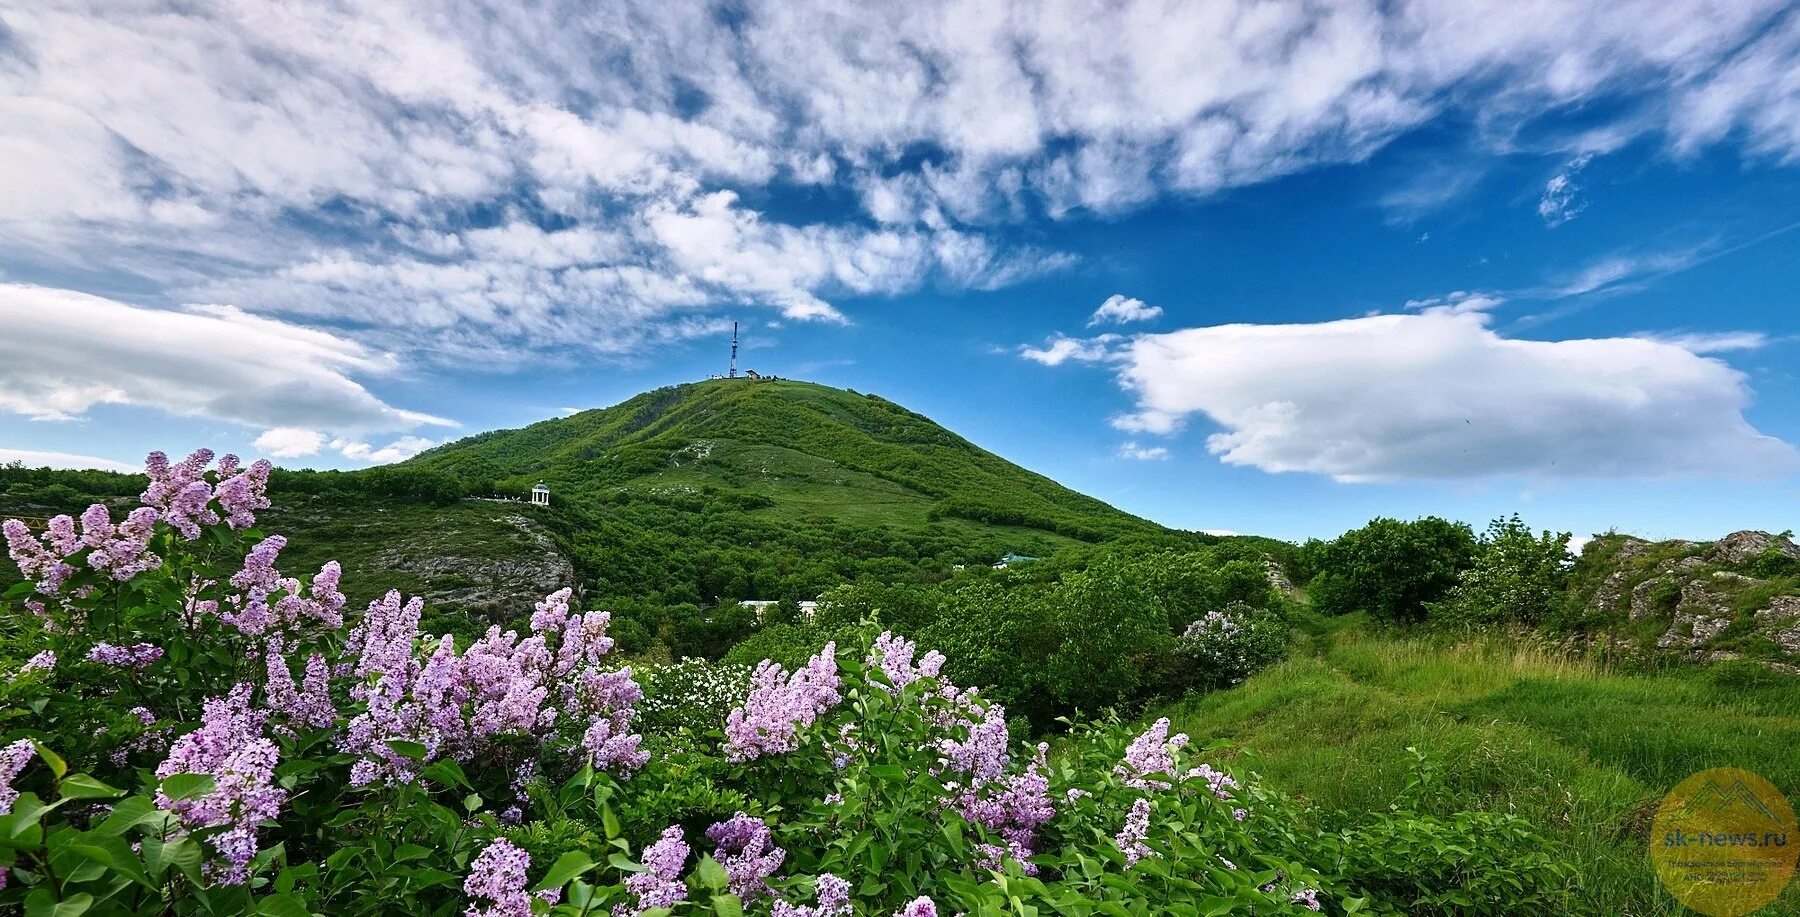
[894,898,938,917]
[86,642,164,668]
[615,825,690,917]
[0,739,36,814]
[582,714,648,774]
[1115,797,1155,867]
[866,631,945,694]
[706,812,786,900]
[154,684,286,884]
[464,838,532,917]
[772,872,851,917]
[142,449,221,539]
[1291,889,1322,911]
[16,651,56,678]
[213,458,271,530]
[1117,718,1188,790]
[1185,762,1246,819]
[724,644,841,761]
[948,738,1054,874]
[264,638,338,730]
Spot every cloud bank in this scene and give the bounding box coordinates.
[0,284,450,462]
[1,0,1797,364]
[1028,306,1797,482]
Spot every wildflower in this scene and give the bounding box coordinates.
[0,739,35,814]
[464,838,532,917]
[86,642,164,668]
[264,639,338,730]
[772,872,851,917]
[866,631,944,693]
[154,684,286,884]
[894,898,938,917]
[616,826,690,916]
[1292,889,1322,911]
[15,650,56,679]
[1115,797,1156,866]
[724,643,840,761]
[706,812,785,900]
[1116,718,1188,790]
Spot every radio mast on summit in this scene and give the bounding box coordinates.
[729,321,739,379]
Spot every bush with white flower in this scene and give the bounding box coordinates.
[1177,601,1291,687]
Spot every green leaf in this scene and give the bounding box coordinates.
[58,774,124,800]
[386,739,429,761]
[33,742,67,780]
[159,772,217,801]
[93,795,159,835]
[693,855,728,892]
[531,851,595,892]
[710,894,744,917]
[601,803,620,840]
[462,793,483,813]
[256,892,314,917]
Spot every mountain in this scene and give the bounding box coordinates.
[3,379,1184,624]
[409,378,1156,542]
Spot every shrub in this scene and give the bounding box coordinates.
[1436,515,1572,626]
[1309,517,1478,623]
[1176,602,1290,688]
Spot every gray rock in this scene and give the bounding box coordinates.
[1754,595,1800,655]
[1709,531,1800,566]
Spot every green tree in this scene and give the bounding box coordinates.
[1309,517,1478,623]
[1043,555,1172,713]
[1438,514,1571,625]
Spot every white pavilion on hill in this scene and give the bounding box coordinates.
[531,481,550,506]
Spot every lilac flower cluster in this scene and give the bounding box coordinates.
[3,503,160,597]
[222,537,346,636]
[15,650,56,678]
[263,636,337,731]
[772,873,851,917]
[85,642,164,668]
[724,643,841,761]
[154,684,286,884]
[1114,797,1155,866]
[0,738,35,814]
[894,898,939,917]
[142,449,269,539]
[867,630,945,694]
[707,812,786,900]
[464,838,533,917]
[1116,717,1187,790]
[922,654,1055,873]
[615,825,690,917]
[341,587,644,786]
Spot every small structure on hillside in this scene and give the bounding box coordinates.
[738,599,820,621]
[993,553,1039,569]
[531,481,550,506]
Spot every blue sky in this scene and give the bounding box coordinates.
[3,0,1799,542]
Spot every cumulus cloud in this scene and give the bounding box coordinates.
[1018,333,1123,366]
[332,436,439,464]
[0,284,451,458]
[253,428,328,458]
[1089,295,1164,326]
[1117,441,1171,461]
[0,0,1796,364]
[1071,307,1799,482]
[0,448,139,472]
[1537,154,1594,226]
[1642,330,1772,353]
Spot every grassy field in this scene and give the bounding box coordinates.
[1159,617,1800,915]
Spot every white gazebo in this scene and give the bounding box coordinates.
[530,481,550,506]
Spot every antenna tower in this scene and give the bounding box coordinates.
[729,321,739,378]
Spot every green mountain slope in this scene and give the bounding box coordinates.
[3,380,1180,624]
[408,379,1155,542]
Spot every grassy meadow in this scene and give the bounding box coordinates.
[1158,616,1800,915]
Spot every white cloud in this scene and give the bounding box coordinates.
[0,448,139,472]
[1537,154,1594,226]
[1641,330,1771,353]
[1089,294,1164,326]
[0,284,452,448]
[1117,441,1171,461]
[0,0,1795,365]
[254,427,328,458]
[331,436,439,464]
[1018,333,1123,366]
[1099,306,1798,482]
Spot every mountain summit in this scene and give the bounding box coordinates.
[410,378,1158,544]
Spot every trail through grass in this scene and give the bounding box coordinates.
[1159,618,1800,915]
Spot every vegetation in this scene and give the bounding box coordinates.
[1156,617,1800,914]
[1304,518,1476,624]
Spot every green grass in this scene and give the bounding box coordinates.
[1159,620,1800,915]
